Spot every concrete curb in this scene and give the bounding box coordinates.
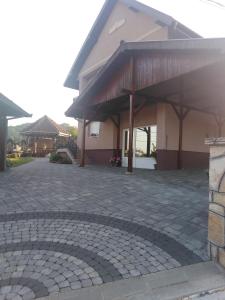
[37,262,225,300]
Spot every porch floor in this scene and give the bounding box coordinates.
[0,158,209,299]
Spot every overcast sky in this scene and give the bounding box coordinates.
[1,0,225,127]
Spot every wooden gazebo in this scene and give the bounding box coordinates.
[0,93,31,171]
[21,116,70,156]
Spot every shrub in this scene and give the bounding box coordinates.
[61,158,72,164]
[49,152,72,164]
[6,159,12,167]
[7,153,18,159]
[21,152,32,157]
[49,152,61,163]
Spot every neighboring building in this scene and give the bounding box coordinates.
[64,0,225,170]
[21,116,70,156]
[0,93,31,171]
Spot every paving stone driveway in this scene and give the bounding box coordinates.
[0,158,209,299]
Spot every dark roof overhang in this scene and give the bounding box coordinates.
[0,93,31,119]
[64,0,202,90]
[65,37,225,118]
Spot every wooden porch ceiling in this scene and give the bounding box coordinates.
[77,58,225,120]
[65,38,225,120]
[137,58,225,116]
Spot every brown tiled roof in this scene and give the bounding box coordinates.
[21,115,70,137]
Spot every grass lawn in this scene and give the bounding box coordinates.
[7,157,34,168]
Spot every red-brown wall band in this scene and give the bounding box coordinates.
[77,149,122,165]
[156,149,209,170]
[77,148,209,169]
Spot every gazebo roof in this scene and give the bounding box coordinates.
[21,115,70,137]
[0,93,31,119]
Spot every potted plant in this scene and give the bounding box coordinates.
[109,156,121,167]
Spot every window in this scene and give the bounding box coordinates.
[89,122,100,137]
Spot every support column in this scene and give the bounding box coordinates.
[206,137,225,268]
[80,119,86,167]
[0,116,8,172]
[171,104,189,169]
[110,115,120,157]
[127,94,134,173]
[116,115,120,157]
[214,115,225,137]
[177,107,184,170]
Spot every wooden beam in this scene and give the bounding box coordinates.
[110,115,121,156]
[170,84,190,170]
[79,119,86,167]
[110,116,119,128]
[177,107,183,170]
[134,99,148,116]
[116,115,120,156]
[0,117,7,172]
[128,94,134,173]
[136,91,225,117]
[127,55,135,173]
[214,115,225,137]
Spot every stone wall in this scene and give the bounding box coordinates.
[206,137,225,267]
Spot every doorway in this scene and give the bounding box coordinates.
[122,126,157,169]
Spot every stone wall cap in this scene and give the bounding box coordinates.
[205,137,225,145]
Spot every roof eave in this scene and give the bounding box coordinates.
[64,0,202,90]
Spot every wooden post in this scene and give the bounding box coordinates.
[80,119,86,167]
[128,94,134,173]
[177,107,183,170]
[116,115,120,156]
[171,104,189,170]
[127,54,136,174]
[214,115,225,137]
[0,116,7,172]
[146,127,151,157]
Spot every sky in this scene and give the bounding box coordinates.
[1,0,225,127]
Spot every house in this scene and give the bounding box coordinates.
[21,116,70,156]
[0,93,31,171]
[64,0,225,171]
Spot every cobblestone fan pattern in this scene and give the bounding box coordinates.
[0,159,209,299]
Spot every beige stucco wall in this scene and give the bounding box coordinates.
[77,119,117,150]
[158,104,224,153]
[79,0,168,90]
[120,104,157,147]
[76,1,222,157]
[77,102,224,155]
[77,0,169,151]
[77,105,157,150]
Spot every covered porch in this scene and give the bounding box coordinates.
[66,38,225,172]
[0,93,31,171]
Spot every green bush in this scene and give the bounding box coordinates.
[7,157,33,168]
[6,159,13,167]
[49,152,62,163]
[21,152,32,158]
[49,152,72,164]
[7,153,18,159]
[61,157,72,164]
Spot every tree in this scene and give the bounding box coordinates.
[68,126,78,138]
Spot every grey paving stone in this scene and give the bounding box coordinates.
[0,159,209,299]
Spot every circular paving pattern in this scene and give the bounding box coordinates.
[0,211,203,299]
